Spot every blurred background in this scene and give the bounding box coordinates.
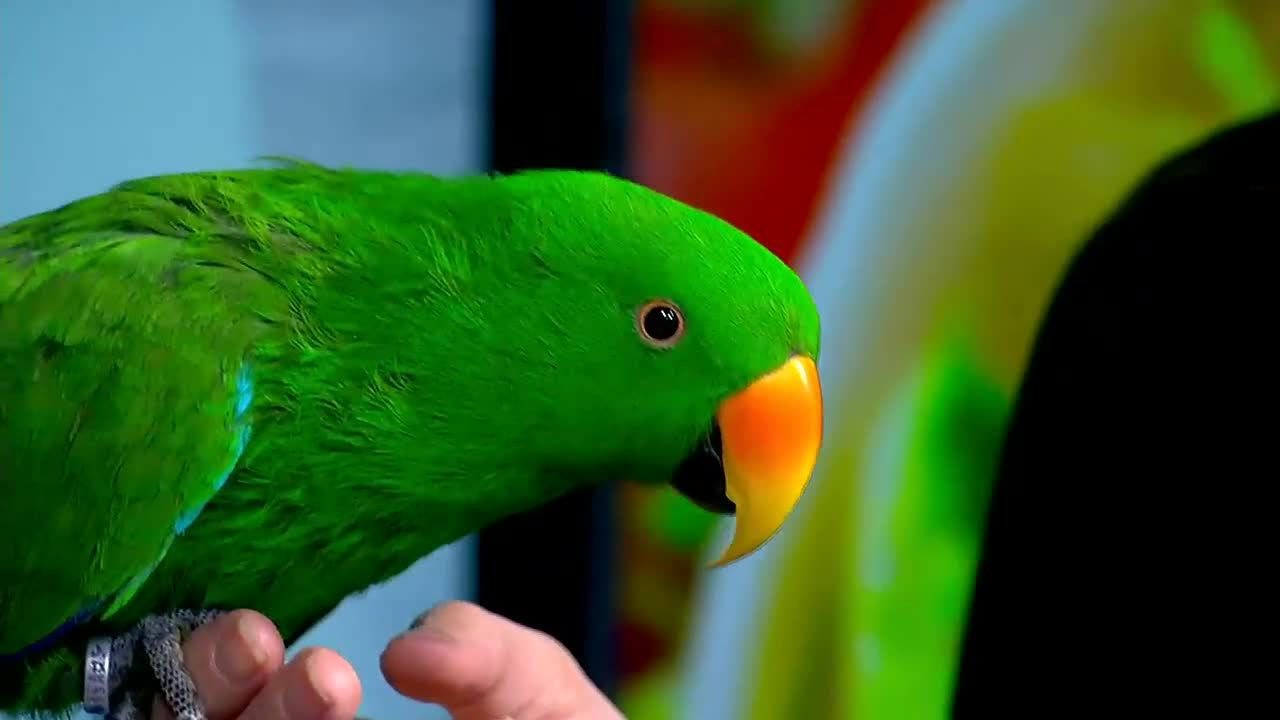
[3,0,1278,718]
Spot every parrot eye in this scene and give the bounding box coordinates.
[637,300,685,348]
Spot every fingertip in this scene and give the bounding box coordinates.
[291,647,363,720]
[383,602,625,719]
[237,647,361,720]
[232,610,284,652]
[379,631,459,698]
[182,610,285,719]
[221,610,286,681]
[382,600,480,689]
[380,626,499,708]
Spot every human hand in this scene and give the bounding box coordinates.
[381,601,624,720]
[156,609,361,720]
[163,603,622,720]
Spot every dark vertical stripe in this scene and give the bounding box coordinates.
[476,0,632,698]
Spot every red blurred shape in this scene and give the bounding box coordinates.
[632,0,935,265]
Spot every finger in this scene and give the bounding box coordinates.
[237,647,362,720]
[380,601,623,720]
[153,610,286,720]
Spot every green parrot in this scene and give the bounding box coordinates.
[0,161,824,720]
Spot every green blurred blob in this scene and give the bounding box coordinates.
[1195,1,1279,116]
[646,487,723,553]
[853,329,1011,720]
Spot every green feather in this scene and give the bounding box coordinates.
[0,161,819,713]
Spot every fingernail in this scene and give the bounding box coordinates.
[216,615,268,683]
[399,608,455,645]
[407,624,456,647]
[286,654,335,720]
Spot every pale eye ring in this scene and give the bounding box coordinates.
[636,300,686,348]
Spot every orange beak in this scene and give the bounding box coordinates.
[710,355,823,567]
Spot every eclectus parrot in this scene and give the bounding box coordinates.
[0,163,823,720]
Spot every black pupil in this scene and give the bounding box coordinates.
[643,306,681,341]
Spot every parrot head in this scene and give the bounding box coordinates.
[478,170,824,566]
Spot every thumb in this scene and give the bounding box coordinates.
[379,602,623,720]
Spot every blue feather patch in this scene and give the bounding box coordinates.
[235,369,254,417]
[0,601,103,663]
[175,365,254,534]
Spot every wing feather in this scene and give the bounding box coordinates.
[0,218,269,653]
